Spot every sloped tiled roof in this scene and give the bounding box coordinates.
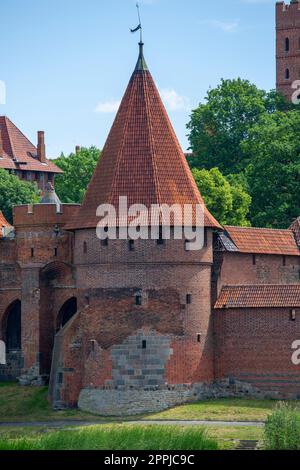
[223,226,299,256]
[0,116,62,174]
[0,210,12,238]
[215,285,300,309]
[67,44,220,230]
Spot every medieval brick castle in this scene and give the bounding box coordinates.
[0,1,300,415]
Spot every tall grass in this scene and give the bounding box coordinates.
[0,424,218,451]
[264,402,300,450]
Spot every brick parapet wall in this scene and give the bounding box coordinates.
[217,252,300,295]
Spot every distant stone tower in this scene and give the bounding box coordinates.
[276,1,300,101]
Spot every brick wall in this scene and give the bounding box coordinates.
[48,228,215,408]
[217,252,300,295]
[214,307,300,398]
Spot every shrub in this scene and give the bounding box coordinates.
[264,402,300,450]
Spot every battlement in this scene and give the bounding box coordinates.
[276,1,300,27]
[13,203,80,227]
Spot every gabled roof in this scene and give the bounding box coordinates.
[223,225,299,256]
[67,44,220,230]
[0,116,62,174]
[215,285,300,309]
[0,210,12,238]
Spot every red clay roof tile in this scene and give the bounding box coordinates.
[0,116,62,174]
[67,45,220,230]
[215,285,300,309]
[0,210,12,238]
[223,225,299,256]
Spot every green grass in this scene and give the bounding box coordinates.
[146,398,279,422]
[0,382,286,423]
[0,382,104,422]
[0,424,218,450]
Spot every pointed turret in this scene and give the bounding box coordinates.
[68,44,220,230]
[40,182,62,211]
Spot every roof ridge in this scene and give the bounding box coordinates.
[143,72,162,209]
[224,225,293,232]
[2,116,14,159]
[222,284,300,288]
[109,72,137,207]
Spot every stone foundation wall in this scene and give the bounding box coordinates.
[0,351,23,381]
[78,379,280,416]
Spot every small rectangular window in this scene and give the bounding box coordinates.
[142,340,147,349]
[31,247,34,258]
[252,254,256,266]
[54,247,58,257]
[285,37,290,52]
[135,295,142,306]
[129,240,135,251]
[291,309,296,322]
[157,226,165,246]
[186,294,192,305]
[204,229,208,247]
[197,334,201,343]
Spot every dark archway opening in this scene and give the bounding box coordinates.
[4,300,21,351]
[56,297,77,331]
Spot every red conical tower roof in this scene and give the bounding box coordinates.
[68,43,220,230]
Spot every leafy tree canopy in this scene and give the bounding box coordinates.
[187,79,289,175]
[0,169,39,223]
[192,167,251,226]
[53,146,100,203]
[243,110,300,228]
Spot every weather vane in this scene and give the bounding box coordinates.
[130,3,143,43]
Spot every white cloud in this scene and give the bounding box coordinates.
[200,19,240,33]
[159,88,191,111]
[94,100,121,113]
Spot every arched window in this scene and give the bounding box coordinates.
[285,68,290,80]
[56,297,77,331]
[3,300,21,351]
[285,37,290,52]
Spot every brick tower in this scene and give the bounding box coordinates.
[276,1,300,101]
[48,42,221,414]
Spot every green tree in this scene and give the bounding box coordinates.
[243,110,300,228]
[53,146,100,203]
[0,169,39,223]
[187,79,289,174]
[192,167,251,226]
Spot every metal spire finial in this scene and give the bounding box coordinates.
[131,3,143,44]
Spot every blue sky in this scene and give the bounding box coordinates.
[0,0,277,156]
